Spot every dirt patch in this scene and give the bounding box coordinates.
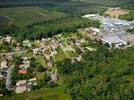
[105,7,129,18]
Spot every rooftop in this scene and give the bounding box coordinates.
[101,36,124,45]
[18,69,28,74]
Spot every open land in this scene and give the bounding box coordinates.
[105,7,129,18]
[0,6,66,27]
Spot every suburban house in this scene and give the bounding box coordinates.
[50,72,58,81]
[0,60,8,69]
[19,64,29,69]
[18,69,28,74]
[4,36,12,43]
[23,40,31,48]
[15,86,27,93]
[15,80,27,93]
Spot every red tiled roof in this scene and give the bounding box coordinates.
[18,70,27,74]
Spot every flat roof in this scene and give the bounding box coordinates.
[101,36,123,44]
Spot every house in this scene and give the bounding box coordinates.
[45,55,51,61]
[75,40,81,46]
[28,78,37,86]
[42,47,51,54]
[16,80,26,86]
[23,40,31,48]
[32,48,40,55]
[86,47,96,51]
[90,27,100,35]
[29,78,37,82]
[22,57,30,61]
[75,56,82,62]
[50,72,58,81]
[80,47,86,53]
[22,61,30,65]
[5,36,12,43]
[15,45,21,51]
[47,62,53,68]
[19,64,29,69]
[18,69,27,74]
[15,86,27,93]
[0,60,8,69]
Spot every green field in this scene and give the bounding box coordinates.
[1,87,70,100]
[0,6,66,27]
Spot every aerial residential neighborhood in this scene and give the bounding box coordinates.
[0,0,134,99]
[0,9,134,96]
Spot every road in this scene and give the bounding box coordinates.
[0,43,62,91]
[0,64,15,91]
[0,50,26,56]
[0,50,25,91]
[5,64,15,91]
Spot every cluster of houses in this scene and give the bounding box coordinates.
[15,78,37,93]
[0,55,13,70]
[1,11,133,96]
[15,57,37,93]
[18,57,31,75]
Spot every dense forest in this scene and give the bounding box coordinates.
[0,17,99,41]
[0,0,133,40]
[56,42,134,100]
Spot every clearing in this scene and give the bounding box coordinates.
[0,6,66,27]
[105,7,129,18]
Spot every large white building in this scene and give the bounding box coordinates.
[100,36,127,48]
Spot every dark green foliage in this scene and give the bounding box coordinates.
[57,43,134,100]
[47,81,58,88]
[5,17,99,41]
[57,58,83,76]
[12,57,34,84]
[37,65,46,72]
[119,11,134,21]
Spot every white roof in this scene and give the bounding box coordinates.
[16,80,26,86]
[91,28,100,32]
[101,36,123,45]
[0,60,8,69]
[15,86,26,93]
[82,14,96,18]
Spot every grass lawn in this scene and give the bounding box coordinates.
[32,41,40,48]
[34,55,47,81]
[1,87,70,100]
[54,52,67,62]
[36,71,44,81]
[65,50,78,58]
[35,55,47,67]
[0,6,66,27]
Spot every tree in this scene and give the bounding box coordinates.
[37,65,46,72]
